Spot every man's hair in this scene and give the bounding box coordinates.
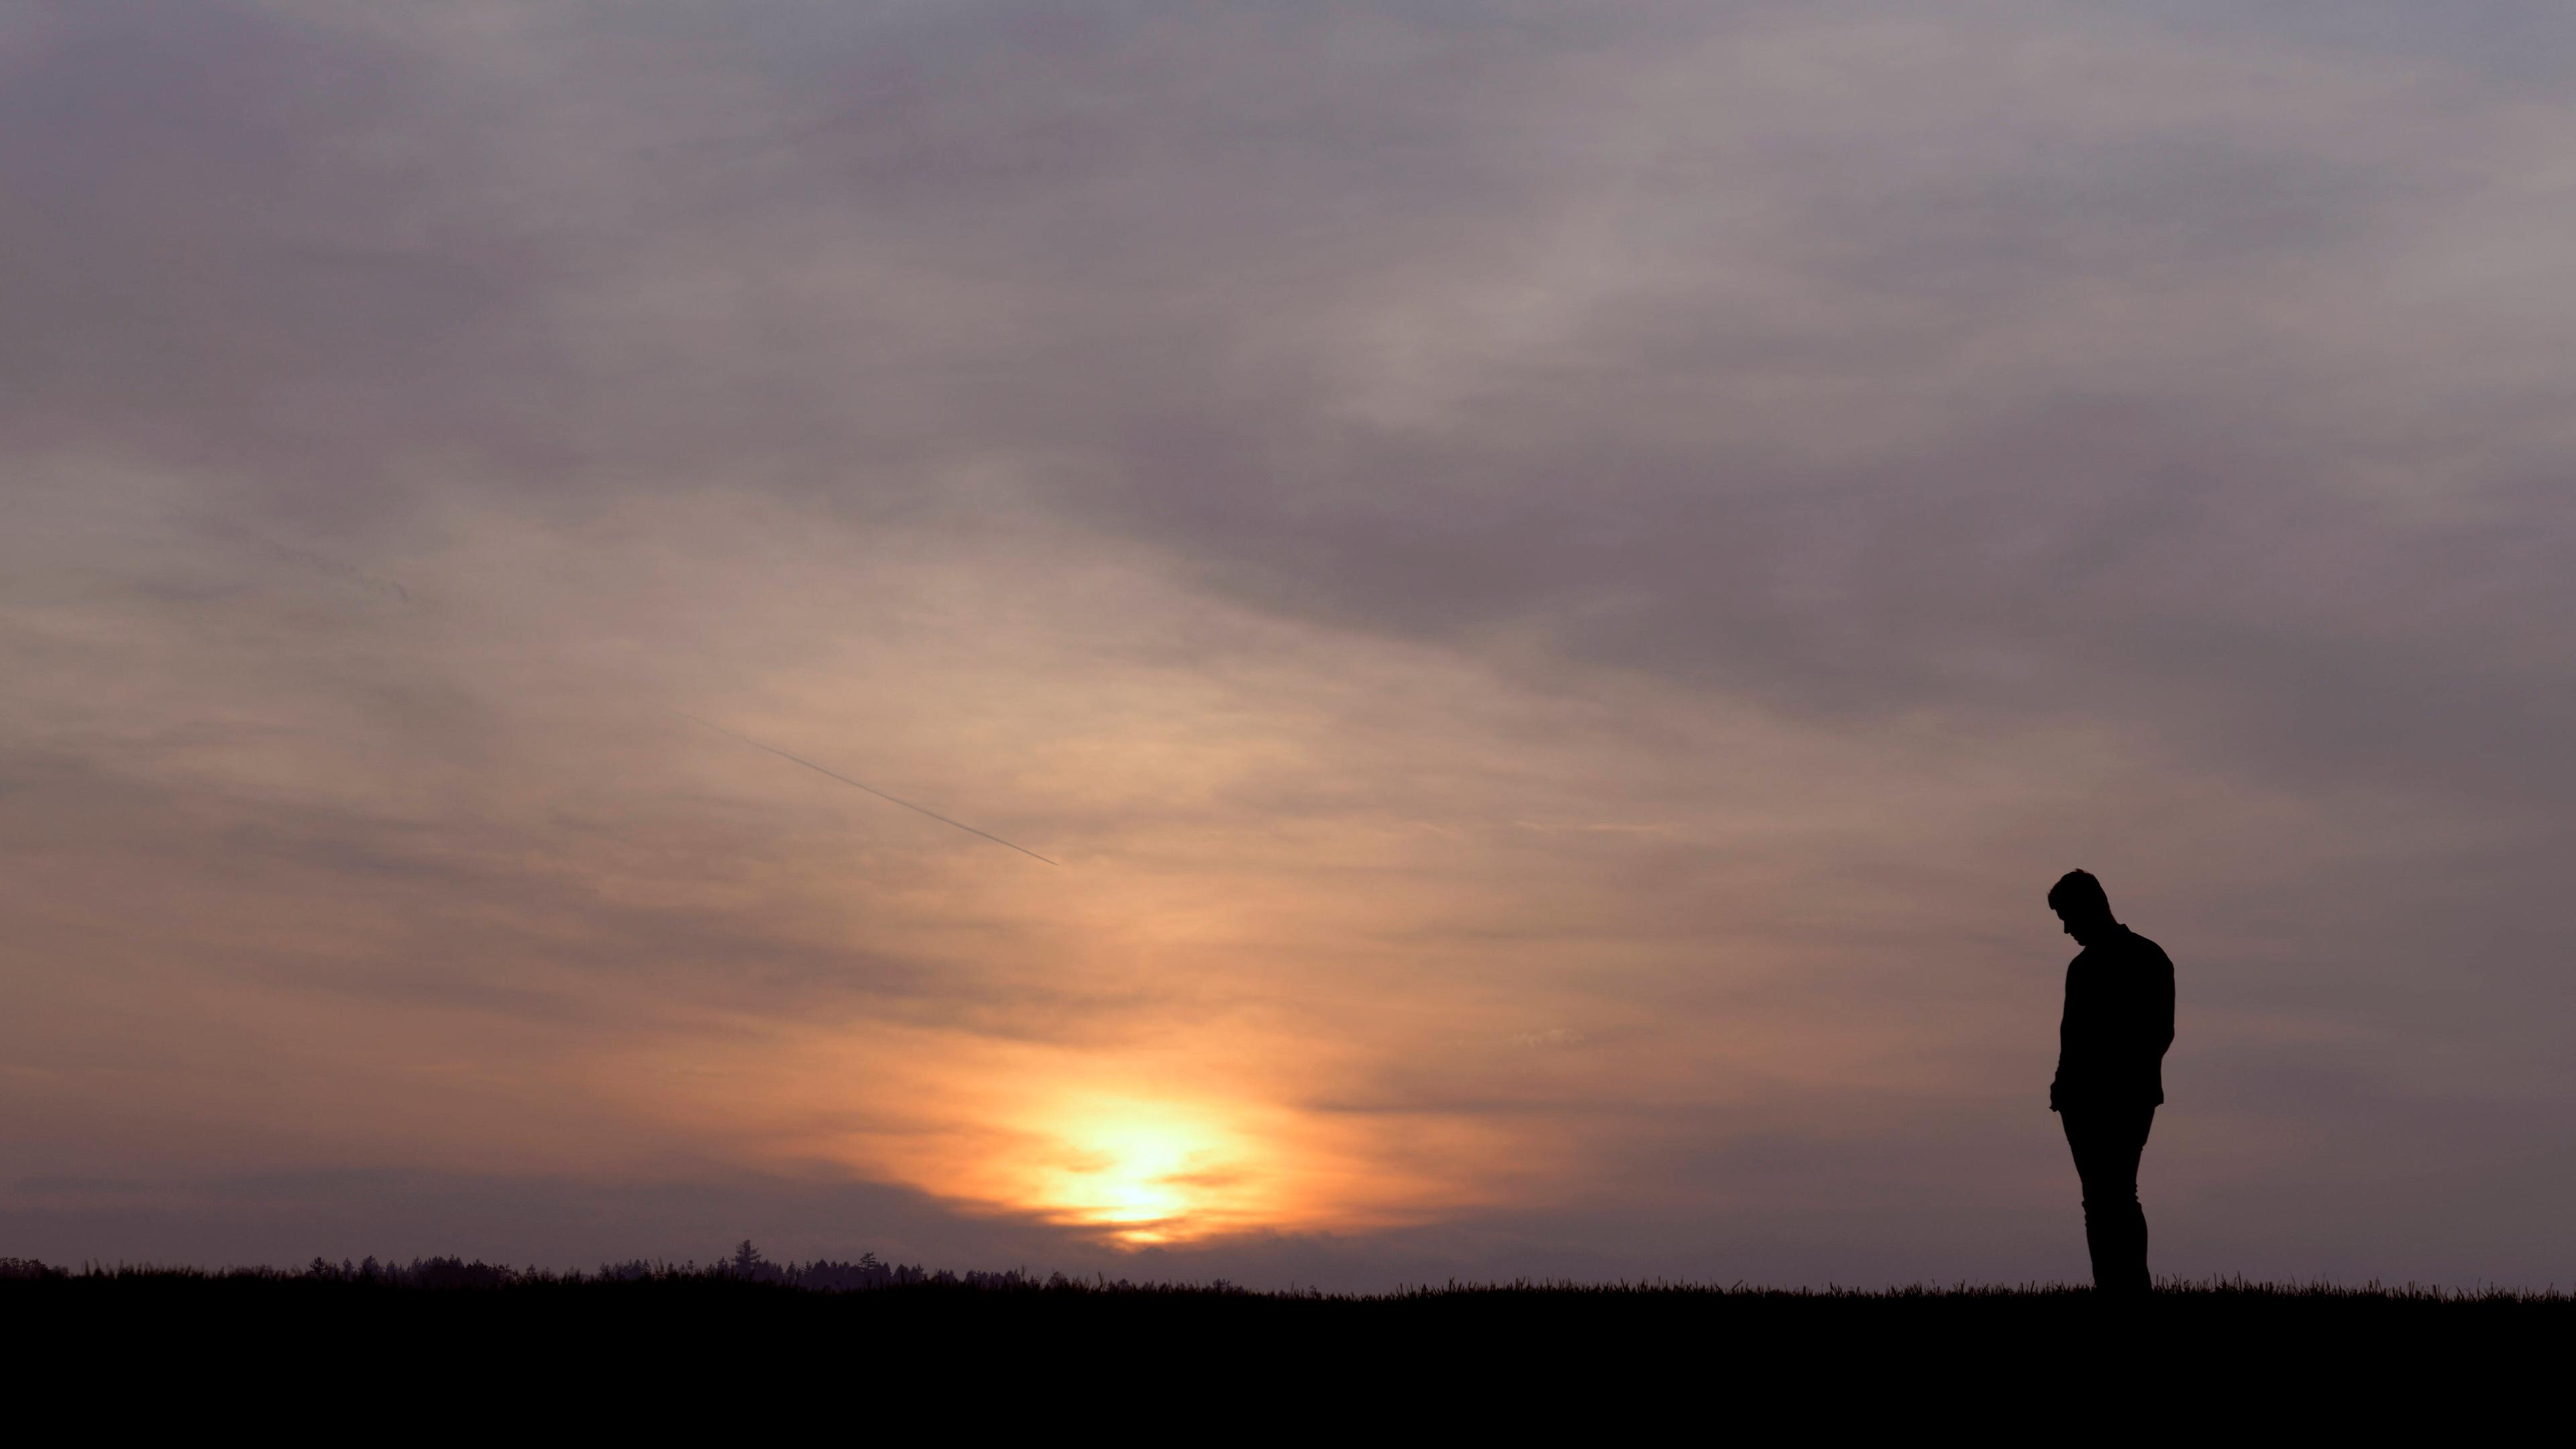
[2047,869,2112,917]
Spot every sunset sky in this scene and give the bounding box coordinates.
[5,1,2572,1289]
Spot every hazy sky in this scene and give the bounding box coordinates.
[5,1,2572,1289]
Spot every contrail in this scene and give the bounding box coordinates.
[669,710,1059,866]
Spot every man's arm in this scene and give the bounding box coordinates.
[2049,958,2075,1112]
[2153,945,2176,1059]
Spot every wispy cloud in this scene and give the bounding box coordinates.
[3,1,2571,1285]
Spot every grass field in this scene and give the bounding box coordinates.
[10,1257,2563,1430]
[11,1258,2565,1378]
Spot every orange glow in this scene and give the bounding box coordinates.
[606,1016,1523,1248]
[896,1077,1481,1247]
[1012,1097,1263,1244]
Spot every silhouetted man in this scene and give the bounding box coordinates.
[2047,869,2174,1297]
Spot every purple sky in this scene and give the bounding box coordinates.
[3,1,2571,1289]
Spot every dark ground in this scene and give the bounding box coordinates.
[8,1264,2562,1430]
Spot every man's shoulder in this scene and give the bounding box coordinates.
[2072,928,2172,973]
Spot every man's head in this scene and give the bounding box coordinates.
[2047,869,2117,945]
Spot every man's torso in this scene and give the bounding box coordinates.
[2057,926,2175,1106]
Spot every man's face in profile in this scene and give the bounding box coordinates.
[2053,904,2104,946]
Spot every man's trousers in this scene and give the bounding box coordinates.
[2061,1102,2156,1295]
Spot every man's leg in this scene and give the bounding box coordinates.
[2061,1110,2116,1291]
[2063,1105,2155,1295]
[2122,1105,2157,1295]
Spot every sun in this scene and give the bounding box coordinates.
[1022,1102,1256,1244]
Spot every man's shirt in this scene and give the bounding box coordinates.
[2053,924,2176,1107]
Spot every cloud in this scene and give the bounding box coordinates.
[3,1,2572,1284]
